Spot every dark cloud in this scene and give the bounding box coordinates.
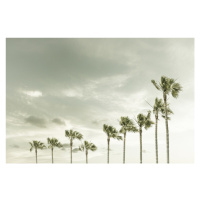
[72,148,79,153]
[10,144,20,148]
[52,118,65,126]
[91,119,106,126]
[62,143,70,148]
[24,116,46,128]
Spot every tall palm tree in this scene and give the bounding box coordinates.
[65,130,83,163]
[47,137,62,164]
[119,116,138,164]
[29,140,46,163]
[103,124,122,164]
[79,140,97,163]
[152,98,173,163]
[151,76,182,163]
[134,111,154,164]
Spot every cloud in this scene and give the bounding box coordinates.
[10,144,20,148]
[62,88,83,98]
[72,148,79,153]
[23,90,42,97]
[24,116,46,128]
[62,143,70,148]
[52,118,66,126]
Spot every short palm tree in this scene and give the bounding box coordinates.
[134,111,154,164]
[29,140,46,163]
[152,98,173,163]
[79,140,97,163]
[152,76,182,163]
[103,124,122,164]
[65,130,83,163]
[47,137,63,164]
[119,116,138,164]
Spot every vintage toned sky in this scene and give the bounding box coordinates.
[6,38,194,163]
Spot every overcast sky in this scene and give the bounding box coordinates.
[6,38,194,163]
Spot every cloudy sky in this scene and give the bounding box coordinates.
[6,38,194,163]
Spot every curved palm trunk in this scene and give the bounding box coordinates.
[70,140,73,164]
[51,148,54,164]
[107,138,110,164]
[155,113,158,163]
[163,93,170,163]
[139,128,142,164]
[35,149,38,164]
[123,132,126,164]
[86,150,88,164]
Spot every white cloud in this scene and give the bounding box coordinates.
[62,88,83,98]
[23,90,42,97]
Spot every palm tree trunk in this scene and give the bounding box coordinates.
[163,93,170,163]
[155,113,158,164]
[139,128,142,164]
[107,138,110,164]
[35,149,37,164]
[123,132,126,164]
[86,151,88,164]
[70,140,73,164]
[52,148,54,164]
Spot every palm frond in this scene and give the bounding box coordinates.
[171,82,182,98]
[151,80,161,91]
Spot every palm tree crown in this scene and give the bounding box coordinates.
[103,124,122,140]
[47,138,63,149]
[136,111,154,130]
[119,116,138,134]
[79,140,97,152]
[151,76,182,98]
[65,130,83,141]
[29,140,46,152]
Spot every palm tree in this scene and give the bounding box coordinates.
[151,76,182,163]
[103,124,122,164]
[47,137,63,164]
[119,116,138,164]
[65,130,83,163]
[152,98,173,163]
[29,140,46,163]
[134,111,154,164]
[79,140,97,163]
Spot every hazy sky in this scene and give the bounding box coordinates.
[6,38,194,163]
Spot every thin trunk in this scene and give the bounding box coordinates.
[155,113,158,164]
[86,150,88,164]
[163,93,170,164]
[52,148,54,164]
[70,140,73,164]
[123,132,126,164]
[107,138,110,164]
[140,128,142,164]
[35,149,38,164]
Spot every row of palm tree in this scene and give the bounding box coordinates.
[29,131,97,163]
[29,76,182,164]
[103,76,182,164]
